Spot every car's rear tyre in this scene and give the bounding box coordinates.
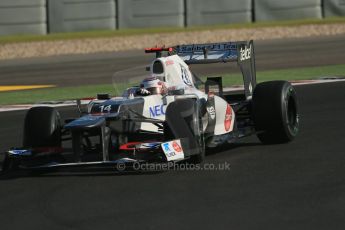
[252,80,299,144]
[165,99,205,164]
[23,107,62,148]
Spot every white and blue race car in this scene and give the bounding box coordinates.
[1,40,299,173]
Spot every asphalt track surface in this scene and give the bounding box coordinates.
[0,35,345,229]
[0,34,345,86]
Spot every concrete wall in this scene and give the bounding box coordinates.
[324,0,345,17]
[0,0,47,36]
[254,0,322,21]
[186,0,252,26]
[48,0,116,33]
[117,0,184,29]
[0,0,344,37]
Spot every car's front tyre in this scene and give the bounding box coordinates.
[23,106,62,148]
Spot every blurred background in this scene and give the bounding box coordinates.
[0,0,344,36]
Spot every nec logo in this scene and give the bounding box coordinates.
[149,104,166,117]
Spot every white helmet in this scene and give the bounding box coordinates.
[140,77,166,95]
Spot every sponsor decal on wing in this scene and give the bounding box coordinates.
[239,44,251,61]
[172,141,182,152]
[224,104,233,132]
[207,106,216,120]
[161,139,185,161]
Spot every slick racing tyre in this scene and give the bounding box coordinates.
[23,107,62,148]
[252,80,299,144]
[165,99,205,164]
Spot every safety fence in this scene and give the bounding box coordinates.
[0,0,344,36]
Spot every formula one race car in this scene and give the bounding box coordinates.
[0,40,299,174]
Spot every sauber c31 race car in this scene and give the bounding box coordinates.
[0,40,300,174]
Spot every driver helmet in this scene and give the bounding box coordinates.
[140,76,166,95]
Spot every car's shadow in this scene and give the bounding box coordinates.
[206,141,261,156]
[0,169,162,180]
[0,141,262,180]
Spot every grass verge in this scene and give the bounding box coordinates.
[0,17,345,45]
[220,64,345,85]
[0,64,344,105]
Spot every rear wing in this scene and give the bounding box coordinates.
[172,41,257,99]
